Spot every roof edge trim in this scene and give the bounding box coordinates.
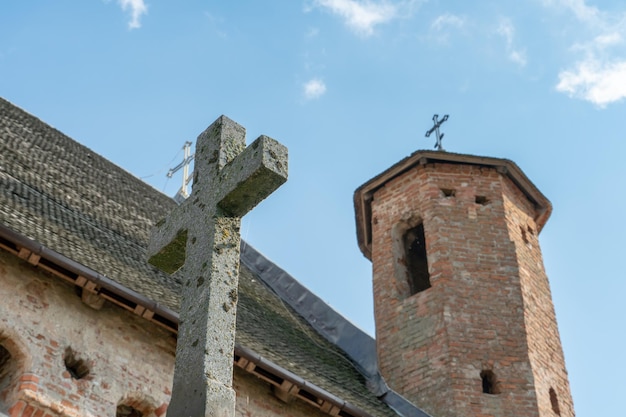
[354,150,553,260]
[0,222,379,417]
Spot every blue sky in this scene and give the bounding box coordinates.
[1,1,625,416]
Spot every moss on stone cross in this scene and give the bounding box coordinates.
[146,115,288,417]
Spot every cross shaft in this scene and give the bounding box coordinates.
[147,116,288,417]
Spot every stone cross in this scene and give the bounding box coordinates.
[425,114,449,151]
[147,116,288,417]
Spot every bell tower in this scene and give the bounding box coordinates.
[354,151,574,417]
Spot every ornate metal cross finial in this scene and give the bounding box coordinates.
[425,114,449,151]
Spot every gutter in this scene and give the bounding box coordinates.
[0,222,178,326]
[235,345,374,417]
[0,222,378,417]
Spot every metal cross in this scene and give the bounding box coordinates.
[147,116,288,417]
[167,141,195,204]
[425,114,449,151]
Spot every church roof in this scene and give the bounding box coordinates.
[0,97,424,417]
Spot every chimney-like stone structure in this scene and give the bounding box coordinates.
[354,151,574,417]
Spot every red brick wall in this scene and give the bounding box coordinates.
[0,251,332,417]
[501,179,574,417]
[370,162,573,417]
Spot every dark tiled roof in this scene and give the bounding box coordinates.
[0,97,397,417]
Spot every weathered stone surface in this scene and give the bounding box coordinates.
[147,116,288,417]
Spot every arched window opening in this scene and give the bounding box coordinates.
[117,404,144,417]
[0,344,11,389]
[0,332,29,414]
[0,341,18,413]
[480,370,500,395]
[549,387,561,415]
[117,394,157,417]
[0,343,10,413]
[403,223,431,295]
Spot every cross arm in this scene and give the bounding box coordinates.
[218,135,288,217]
[146,210,189,274]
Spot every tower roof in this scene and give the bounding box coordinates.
[354,150,552,260]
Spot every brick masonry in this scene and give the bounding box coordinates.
[370,161,574,417]
[0,251,330,417]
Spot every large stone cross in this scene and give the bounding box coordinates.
[147,116,288,417]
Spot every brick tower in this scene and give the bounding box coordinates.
[354,151,574,417]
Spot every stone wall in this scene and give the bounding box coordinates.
[0,250,329,417]
[370,161,574,417]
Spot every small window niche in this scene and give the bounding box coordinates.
[441,188,456,198]
[480,370,500,394]
[403,223,431,295]
[549,388,561,415]
[475,196,489,205]
[520,226,529,244]
[64,347,90,380]
[117,404,144,417]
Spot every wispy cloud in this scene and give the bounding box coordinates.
[431,13,465,31]
[543,0,626,106]
[311,0,419,37]
[118,0,148,29]
[429,13,465,43]
[497,18,527,67]
[204,12,227,38]
[303,78,327,100]
[306,27,321,38]
[541,0,601,24]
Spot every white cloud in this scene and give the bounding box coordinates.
[542,0,626,106]
[496,18,527,67]
[118,0,147,29]
[303,78,327,100]
[591,33,623,48]
[312,0,418,37]
[557,58,626,107]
